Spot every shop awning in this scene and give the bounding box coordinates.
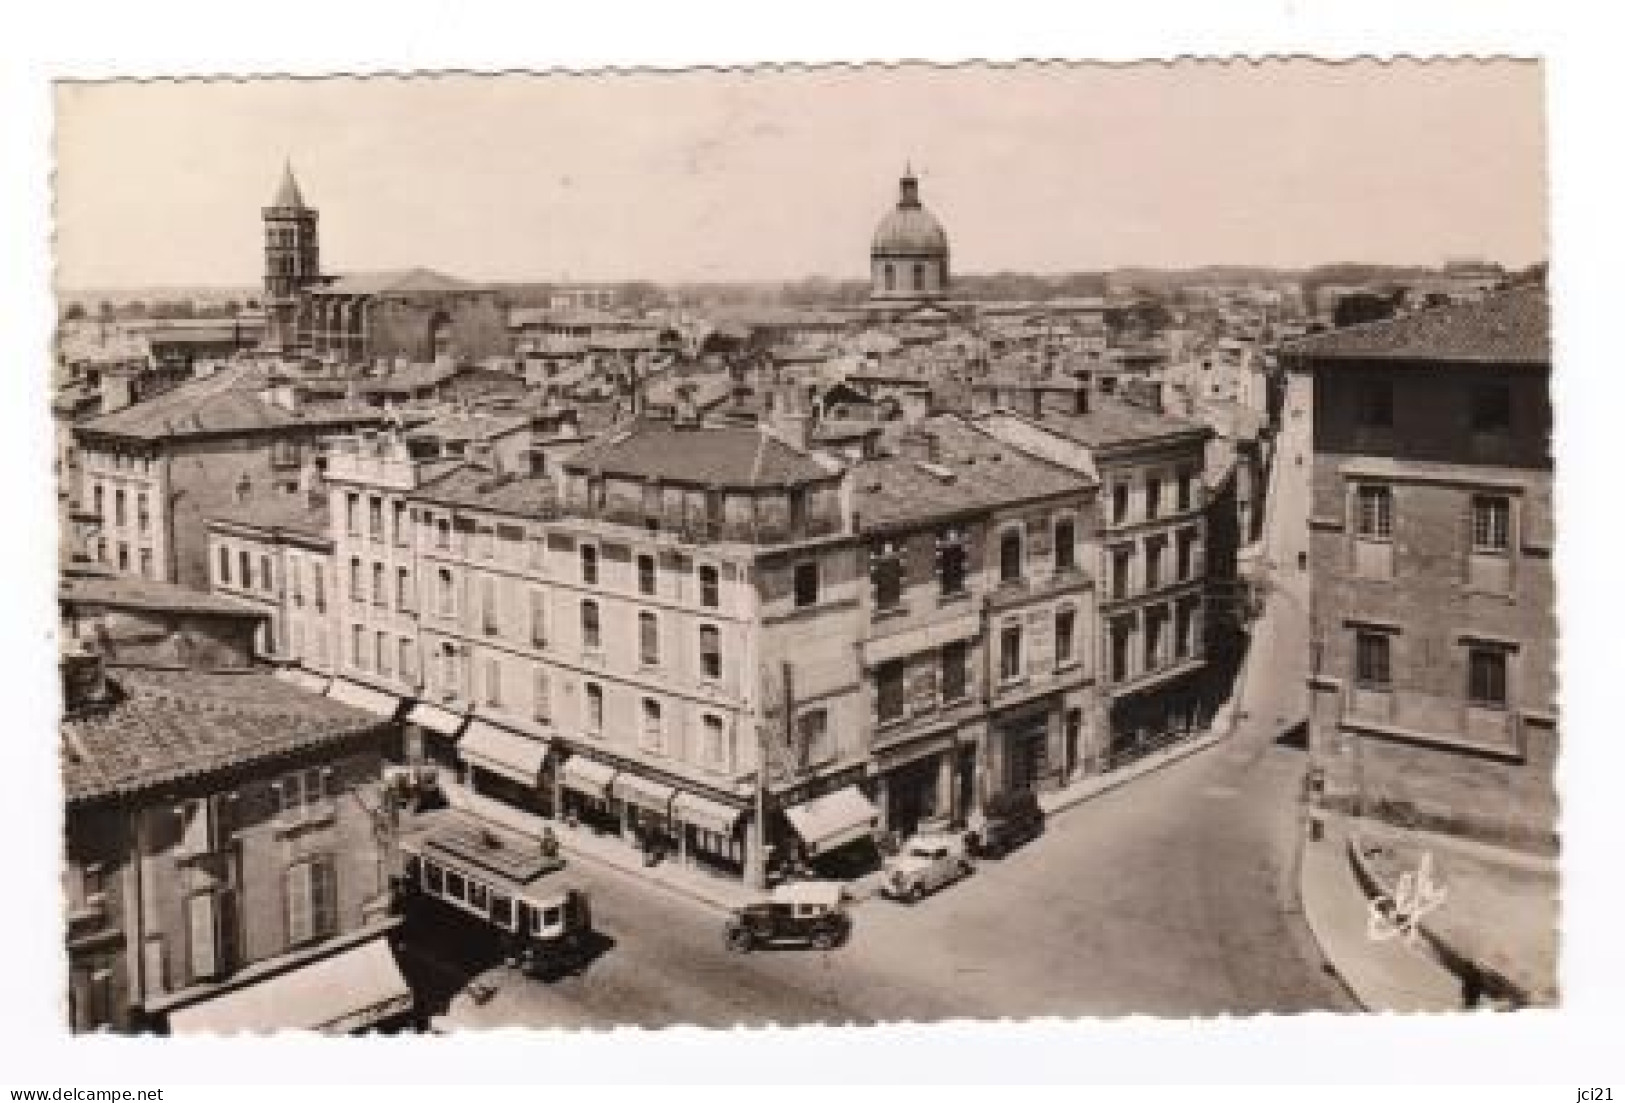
[405,701,466,737]
[325,678,401,720]
[672,790,745,835]
[784,785,880,856]
[459,721,549,786]
[610,772,676,813]
[166,936,412,1035]
[860,612,981,668]
[274,667,331,695]
[560,755,618,796]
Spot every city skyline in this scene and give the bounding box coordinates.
[54,60,1546,291]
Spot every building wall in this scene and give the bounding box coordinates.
[331,481,423,698]
[871,254,948,301]
[1096,444,1210,723]
[1306,361,1557,845]
[79,443,167,580]
[367,292,509,364]
[64,804,134,1032]
[132,743,388,1009]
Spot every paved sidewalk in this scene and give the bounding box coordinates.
[1299,811,1463,1012]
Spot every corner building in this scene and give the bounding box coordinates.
[1287,283,1557,849]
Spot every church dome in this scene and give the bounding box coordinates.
[871,170,948,257]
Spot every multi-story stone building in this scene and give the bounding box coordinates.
[74,366,384,590]
[847,417,1102,833]
[976,387,1215,754]
[205,491,338,673]
[1286,282,1557,849]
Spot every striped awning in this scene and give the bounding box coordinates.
[405,701,466,737]
[560,755,617,796]
[610,772,676,814]
[784,785,879,856]
[672,790,744,835]
[458,721,549,787]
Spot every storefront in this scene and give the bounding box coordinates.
[671,790,746,876]
[1109,667,1207,757]
[162,928,413,1035]
[870,729,960,838]
[458,719,552,819]
[993,704,1061,796]
[610,772,678,856]
[558,754,621,835]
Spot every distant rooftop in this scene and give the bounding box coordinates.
[412,463,559,518]
[78,364,386,441]
[60,572,269,619]
[313,268,476,297]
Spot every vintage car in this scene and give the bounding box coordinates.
[879,831,973,903]
[965,789,1046,859]
[724,881,851,952]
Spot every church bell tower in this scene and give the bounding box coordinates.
[262,160,320,353]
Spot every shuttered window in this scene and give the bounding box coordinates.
[285,856,338,948]
[187,892,219,981]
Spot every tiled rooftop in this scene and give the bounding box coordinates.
[1021,393,1209,450]
[565,419,837,489]
[79,365,386,441]
[851,416,1091,532]
[1284,282,1548,365]
[311,268,475,296]
[206,493,332,542]
[413,463,559,517]
[59,572,269,618]
[62,667,384,803]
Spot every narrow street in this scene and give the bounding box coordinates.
[438,395,1349,1025]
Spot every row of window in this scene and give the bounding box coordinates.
[1109,466,1201,527]
[95,538,154,579]
[84,451,154,475]
[1353,485,1513,553]
[349,625,418,684]
[1352,630,1511,708]
[1109,527,1203,600]
[344,492,411,548]
[1107,598,1203,684]
[412,514,729,610]
[218,544,276,594]
[90,482,151,535]
[1354,378,1513,436]
[425,568,728,681]
[428,646,740,772]
[873,607,1082,723]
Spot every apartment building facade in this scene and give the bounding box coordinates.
[205,493,338,673]
[1287,283,1557,848]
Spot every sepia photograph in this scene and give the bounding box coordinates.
[47,58,1556,1036]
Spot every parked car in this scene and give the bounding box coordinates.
[879,832,973,903]
[725,881,851,952]
[965,790,1045,859]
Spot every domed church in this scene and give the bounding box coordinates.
[869,167,951,306]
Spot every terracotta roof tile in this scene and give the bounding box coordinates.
[565,419,835,488]
[62,668,383,803]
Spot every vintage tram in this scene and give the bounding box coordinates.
[398,811,593,976]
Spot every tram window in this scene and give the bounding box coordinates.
[542,905,563,930]
[491,894,514,929]
[468,881,489,912]
[423,861,444,895]
[445,871,466,901]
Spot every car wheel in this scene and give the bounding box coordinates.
[810,929,837,951]
[958,859,974,878]
[726,928,753,953]
[905,881,924,904]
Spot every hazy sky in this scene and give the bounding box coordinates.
[54,61,1546,290]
